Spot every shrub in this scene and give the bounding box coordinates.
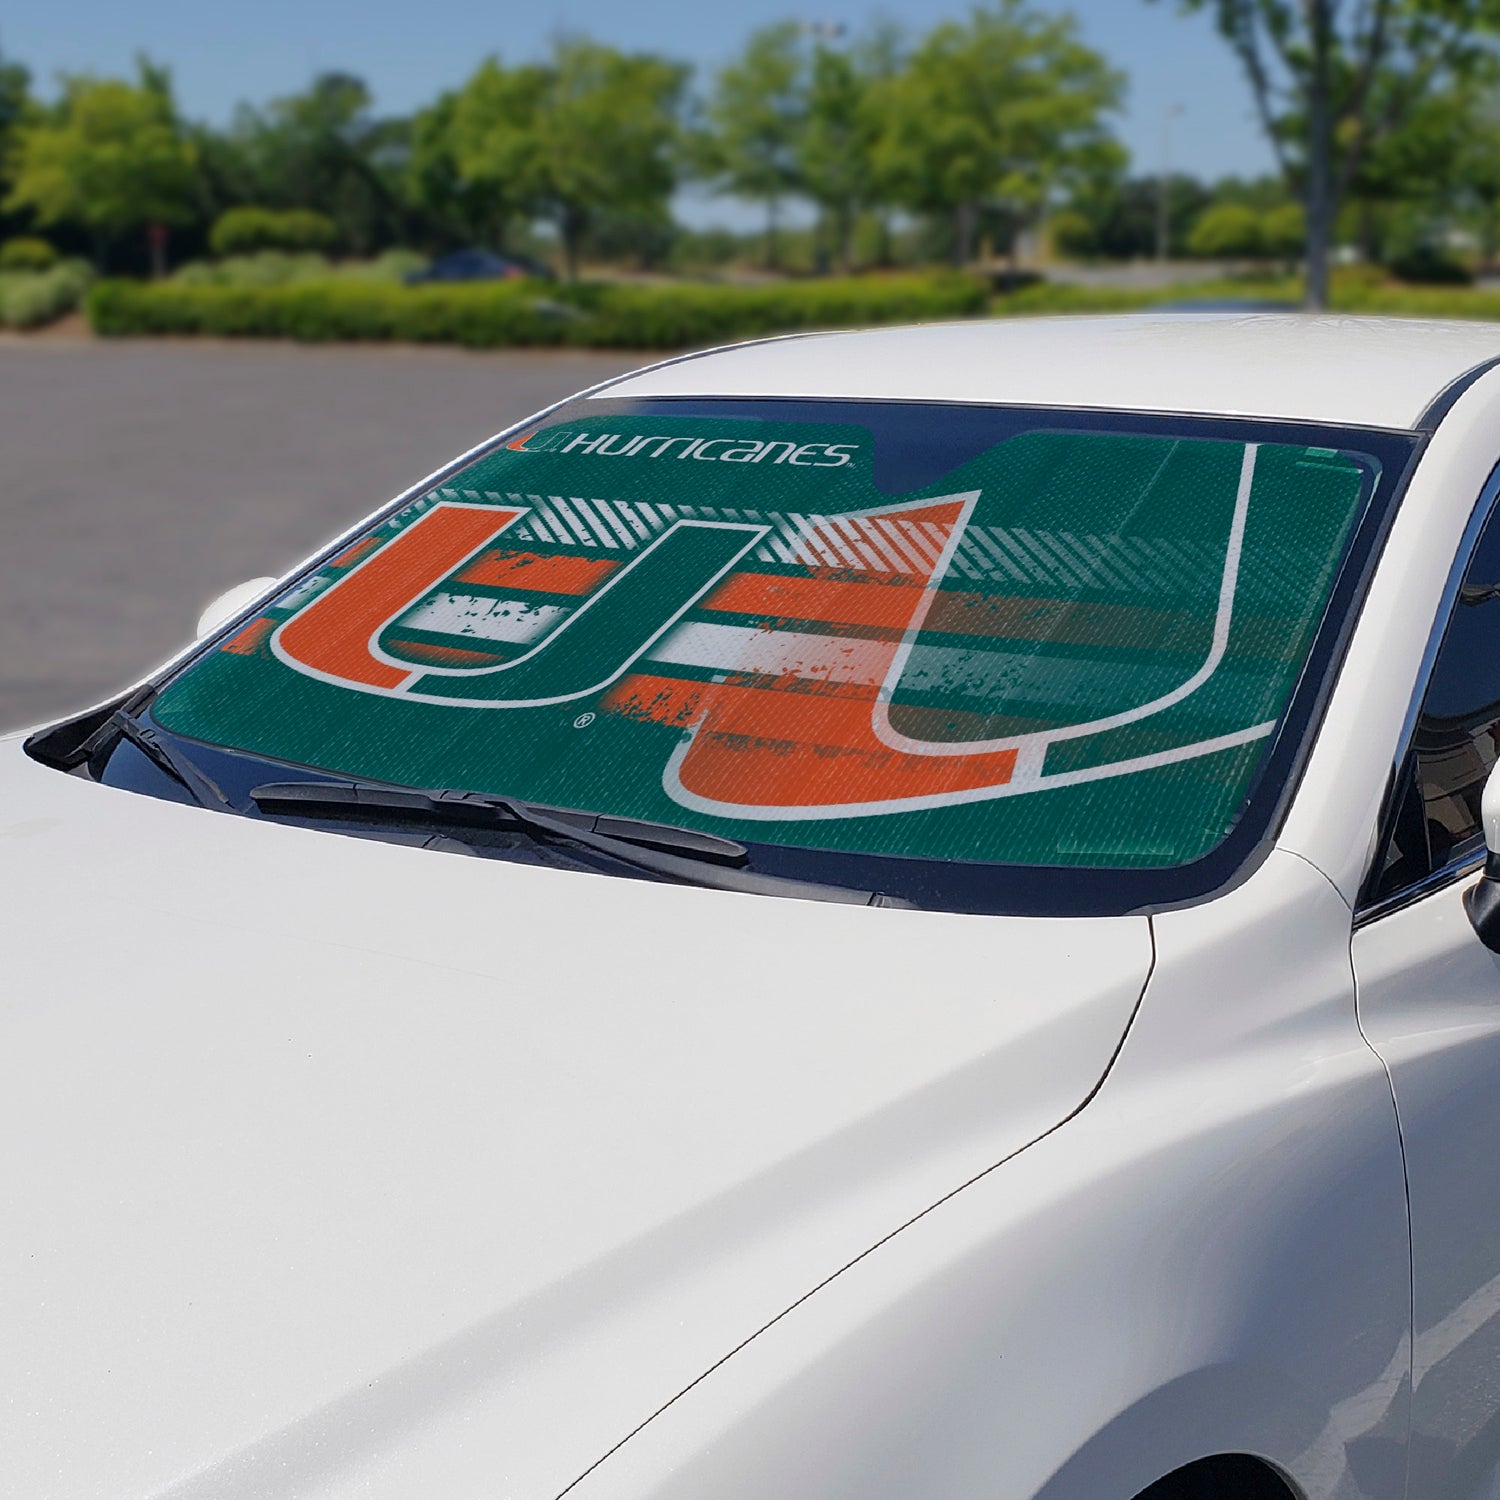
[1187,204,1266,259]
[1260,203,1306,260]
[86,272,989,348]
[564,274,987,347]
[994,282,1155,316]
[1387,244,1474,286]
[0,259,94,328]
[173,249,428,288]
[1332,281,1500,318]
[0,236,58,272]
[90,279,584,344]
[992,272,1304,318]
[1048,210,1097,259]
[1331,261,1388,293]
[173,251,332,288]
[338,248,428,282]
[208,207,339,257]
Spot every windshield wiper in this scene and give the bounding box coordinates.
[251,779,747,861]
[249,779,904,907]
[109,710,233,811]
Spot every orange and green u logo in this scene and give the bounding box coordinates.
[273,501,767,707]
[268,486,1267,820]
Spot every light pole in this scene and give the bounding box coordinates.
[1157,103,1184,263]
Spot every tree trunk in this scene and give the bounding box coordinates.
[813,212,830,276]
[147,223,168,280]
[954,202,978,267]
[560,207,583,282]
[764,199,780,271]
[1304,0,1335,310]
[1356,199,1378,264]
[837,204,854,275]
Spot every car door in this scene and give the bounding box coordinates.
[1353,491,1500,1500]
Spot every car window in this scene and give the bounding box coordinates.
[143,398,1397,907]
[1370,501,1500,901]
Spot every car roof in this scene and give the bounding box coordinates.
[598,313,1500,431]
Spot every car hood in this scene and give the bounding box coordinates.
[0,739,1152,1500]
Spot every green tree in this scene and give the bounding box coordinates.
[870,1,1123,265]
[531,40,688,279]
[5,60,196,270]
[0,49,35,243]
[0,49,29,158]
[1048,207,1097,256]
[1160,0,1500,309]
[208,206,338,256]
[1208,172,1296,210]
[451,40,686,280]
[1261,199,1307,259]
[798,43,873,272]
[442,58,551,255]
[222,74,408,253]
[1447,93,1500,269]
[1187,201,1266,256]
[1334,79,1500,265]
[699,23,807,268]
[795,24,908,272]
[406,83,525,251]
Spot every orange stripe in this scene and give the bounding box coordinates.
[607,674,707,727]
[277,504,520,689]
[701,573,1202,652]
[455,550,618,595]
[331,536,381,568]
[221,616,275,656]
[703,571,927,631]
[608,672,1017,808]
[379,636,510,668]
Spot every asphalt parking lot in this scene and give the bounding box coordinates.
[0,338,639,730]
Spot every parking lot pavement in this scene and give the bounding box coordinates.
[0,338,640,730]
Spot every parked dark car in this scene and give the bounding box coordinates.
[404,248,553,285]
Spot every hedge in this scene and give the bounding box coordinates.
[209,207,339,257]
[0,260,94,329]
[0,236,59,272]
[171,247,425,289]
[1336,283,1500,319]
[990,270,1500,320]
[85,272,989,349]
[991,274,1309,318]
[992,282,1157,317]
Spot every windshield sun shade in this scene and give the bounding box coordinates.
[146,397,1411,906]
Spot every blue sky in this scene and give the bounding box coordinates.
[3,0,1276,221]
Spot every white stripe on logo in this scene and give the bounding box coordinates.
[398,593,569,645]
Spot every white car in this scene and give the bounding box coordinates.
[13,313,1500,1500]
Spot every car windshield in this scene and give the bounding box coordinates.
[142,396,1414,912]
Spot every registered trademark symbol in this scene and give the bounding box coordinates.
[573,712,596,729]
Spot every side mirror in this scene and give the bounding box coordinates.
[196,576,275,639]
[1466,763,1500,951]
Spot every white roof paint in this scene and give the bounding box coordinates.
[597,313,1500,430]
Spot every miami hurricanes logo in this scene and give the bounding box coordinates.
[273,502,766,706]
[266,450,1273,820]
